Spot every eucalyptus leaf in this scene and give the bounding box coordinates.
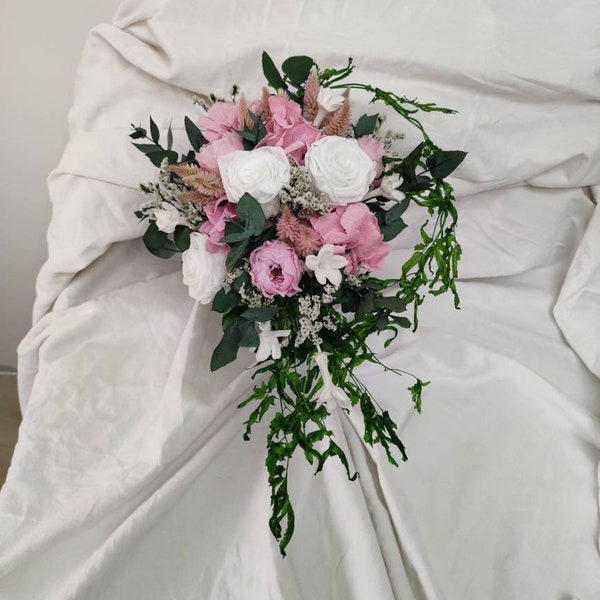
[226,238,250,270]
[262,51,287,91]
[426,150,467,180]
[242,306,279,322]
[238,323,260,348]
[381,218,407,242]
[237,193,265,235]
[212,289,239,314]
[353,113,379,137]
[184,116,207,151]
[210,325,241,371]
[174,225,191,251]
[375,296,407,312]
[149,116,160,143]
[281,55,314,86]
[143,221,168,250]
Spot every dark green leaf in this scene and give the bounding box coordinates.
[356,290,375,320]
[262,51,287,91]
[237,193,265,235]
[132,143,162,154]
[148,246,176,259]
[184,116,207,151]
[129,129,146,139]
[241,306,279,322]
[174,225,191,251]
[392,315,412,328]
[167,122,173,150]
[426,150,467,180]
[232,270,251,292]
[281,55,314,86]
[210,326,241,371]
[147,150,178,167]
[226,238,249,270]
[381,218,407,242]
[143,221,168,250]
[353,113,379,137]
[212,288,239,314]
[375,296,407,312]
[385,199,410,224]
[149,116,160,143]
[134,210,145,219]
[238,323,260,348]
[222,221,252,244]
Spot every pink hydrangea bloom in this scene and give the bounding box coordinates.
[199,199,237,253]
[249,240,303,298]
[258,96,321,164]
[197,100,262,142]
[310,203,389,274]
[357,135,385,179]
[196,132,244,175]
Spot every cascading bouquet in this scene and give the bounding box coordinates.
[130,53,465,555]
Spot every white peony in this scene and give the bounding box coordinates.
[154,202,185,233]
[304,136,376,205]
[305,244,348,287]
[217,146,291,218]
[181,233,227,304]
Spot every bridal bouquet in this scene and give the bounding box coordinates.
[131,53,465,554]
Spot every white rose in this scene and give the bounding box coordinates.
[182,233,227,304]
[154,202,185,233]
[218,147,290,218]
[305,136,376,205]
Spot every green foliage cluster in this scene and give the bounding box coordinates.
[130,52,466,555]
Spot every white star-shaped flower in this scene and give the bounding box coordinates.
[380,172,406,202]
[255,321,291,362]
[305,244,348,287]
[313,351,351,411]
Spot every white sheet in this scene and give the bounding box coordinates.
[3,1,600,598]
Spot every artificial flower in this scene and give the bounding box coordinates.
[313,351,351,411]
[255,321,291,362]
[304,136,376,204]
[218,147,291,218]
[154,202,185,233]
[249,240,303,298]
[182,233,227,304]
[305,244,348,287]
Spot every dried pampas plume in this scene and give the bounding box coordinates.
[238,93,254,130]
[261,87,272,122]
[323,90,351,137]
[303,67,320,122]
[170,164,224,203]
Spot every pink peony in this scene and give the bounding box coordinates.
[258,96,321,164]
[310,203,390,274]
[249,240,303,298]
[199,199,237,253]
[196,132,244,175]
[357,135,385,179]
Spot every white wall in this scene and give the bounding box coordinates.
[0,0,123,369]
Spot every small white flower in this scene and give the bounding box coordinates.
[255,321,291,362]
[305,244,347,287]
[380,172,406,202]
[305,136,376,205]
[317,87,347,113]
[314,351,351,411]
[218,147,291,218]
[182,233,227,304]
[153,202,185,233]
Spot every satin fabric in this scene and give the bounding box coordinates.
[3,1,600,598]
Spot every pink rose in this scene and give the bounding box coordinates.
[249,240,303,298]
[258,96,321,164]
[357,135,385,179]
[196,132,244,175]
[310,203,389,274]
[199,199,237,253]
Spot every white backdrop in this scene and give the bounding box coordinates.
[0,0,121,369]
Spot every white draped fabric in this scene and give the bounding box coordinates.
[2,1,600,598]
